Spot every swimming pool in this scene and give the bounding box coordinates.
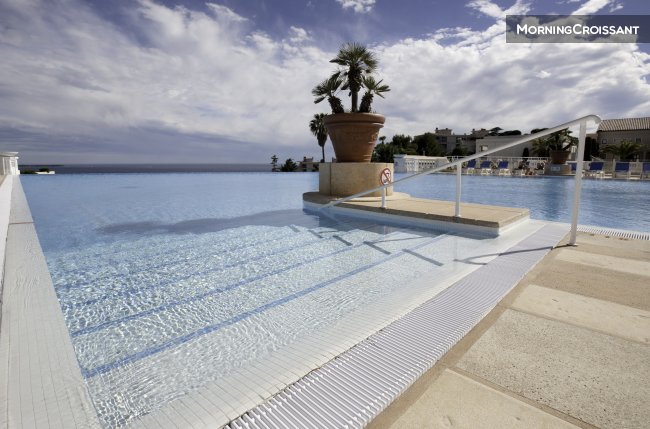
[20,172,648,427]
[394,173,650,232]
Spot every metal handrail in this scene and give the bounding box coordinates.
[320,114,602,246]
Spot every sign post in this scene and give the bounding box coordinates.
[379,168,392,209]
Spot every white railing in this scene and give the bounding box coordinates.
[320,114,602,246]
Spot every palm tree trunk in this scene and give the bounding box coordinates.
[321,146,325,163]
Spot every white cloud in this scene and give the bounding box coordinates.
[0,0,332,162]
[609,2,623,12]
[335,0,376,14]
[206,3,247,22]
[572,0,615,15]
[467,0,530,20]
[0,0,648,163]
[287,26,311,44]
[378,2,650,137]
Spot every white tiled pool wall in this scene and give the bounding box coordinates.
[0,175,13,286]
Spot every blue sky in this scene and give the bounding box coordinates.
[1,0,649,164]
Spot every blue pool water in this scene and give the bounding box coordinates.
[20,172,649,426]
[392,173,650,232]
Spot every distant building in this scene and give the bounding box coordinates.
[475,135,533,158]
[299,156,319,172]
[394,155,450,173]
[0,152,20,175]
[597,117,650,160]
[432,127,478,154]
[429,127,498,154]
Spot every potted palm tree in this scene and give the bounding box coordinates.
[532,128,578,164]
[312,43,390,162]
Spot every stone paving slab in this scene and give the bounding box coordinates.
[370,232,650,429]
[383,369,579,429]
[554,249,650,277]
[456,309,650,429]
[523,258,650,312]
[511,284,650,344]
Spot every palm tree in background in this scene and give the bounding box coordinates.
[330,43,378,112]
[603,140,642,161]
[309,113,328,162]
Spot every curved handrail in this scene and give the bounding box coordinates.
[320,114,601,209]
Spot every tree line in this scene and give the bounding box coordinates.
[274,121,645,172]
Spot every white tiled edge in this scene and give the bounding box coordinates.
[0,177,101,428]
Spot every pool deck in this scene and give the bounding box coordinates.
[367,232,650,429]
[303,192,530,236]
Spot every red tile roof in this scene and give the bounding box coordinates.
[598,117,650,132]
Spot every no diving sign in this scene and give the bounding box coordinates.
[380,168,392,186]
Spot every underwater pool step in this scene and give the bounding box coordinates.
[63,228,411,334]
[72,231,443,374]
[303,192,530,237]
[55,225,401,308]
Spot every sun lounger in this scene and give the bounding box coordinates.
[613,162,631,179]
[640,162,650,180]
[513,168,525,177]
[462,159,477,175]
[479,160,492,175]
[495,161,511,176]
[569,162,583,176]
[584,161,604,179]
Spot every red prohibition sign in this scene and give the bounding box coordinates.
[380,168,392,185]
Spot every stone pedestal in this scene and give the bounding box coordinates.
[544,164,572,176]
[319,162,393,197]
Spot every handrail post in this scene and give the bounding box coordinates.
[569,120,587,246]
[381,186,386,209]
[455,163,462,217]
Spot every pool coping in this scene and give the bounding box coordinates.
[0,177,101,428]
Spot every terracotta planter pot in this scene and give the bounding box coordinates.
[549,150,571,165]
[324,113,385,163]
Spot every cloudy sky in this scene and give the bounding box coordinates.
[1,0,648,164]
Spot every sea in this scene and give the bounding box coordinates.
[21,164,272,174]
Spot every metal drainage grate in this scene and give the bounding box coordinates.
[577,225,650,241]
[226,223,569,429]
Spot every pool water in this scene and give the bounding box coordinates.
[20,172,648,427]
[394,173,650,232]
